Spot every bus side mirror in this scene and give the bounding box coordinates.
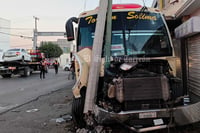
[65,17,78,41]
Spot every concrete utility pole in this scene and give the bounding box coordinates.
[33,16,39,50]
[105,0,112,68]
[84,0,112,113]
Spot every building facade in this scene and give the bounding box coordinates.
[56,39,72,67]
[157,0,200,102]
[49,39,73,67]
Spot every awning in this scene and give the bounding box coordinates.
[175,0,200,18]
[175,16,200,38]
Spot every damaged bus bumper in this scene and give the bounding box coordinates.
[94,101,200,132]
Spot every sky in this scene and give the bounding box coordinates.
[0,0,154,49]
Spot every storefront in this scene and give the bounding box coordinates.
[187,34,200,102]
[175,16,200,102]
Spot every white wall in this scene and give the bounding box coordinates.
[0,18,10,51]
[59,53,70,67]
[0,49,4,62]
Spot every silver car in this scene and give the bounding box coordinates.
[3,48,32,62]
[63,63,71,71]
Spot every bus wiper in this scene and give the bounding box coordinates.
[122,25,127,55]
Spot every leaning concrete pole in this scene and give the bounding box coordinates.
[105,0,112,68]
[84,0,108,113]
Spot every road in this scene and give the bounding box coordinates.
[0,68,199,133]
[0,68,74,114]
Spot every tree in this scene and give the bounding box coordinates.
[38,41,63,58]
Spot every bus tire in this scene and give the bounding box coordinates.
[72,87,86,128]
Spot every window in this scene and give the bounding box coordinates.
[78,11,172,57]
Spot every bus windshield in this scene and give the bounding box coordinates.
[77,11,172,57]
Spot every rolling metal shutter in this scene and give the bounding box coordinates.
[187,34,200,98]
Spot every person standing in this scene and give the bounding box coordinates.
[53,60,59,74]
[40,58,47,79]
[70,60,75,80]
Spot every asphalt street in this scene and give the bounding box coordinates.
[0,84,74,133]
[0,68,74,114]
[0,68,199,133]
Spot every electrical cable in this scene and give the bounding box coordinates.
[11,44,33,48]
[0,31,32,38]
[0,26,32,30]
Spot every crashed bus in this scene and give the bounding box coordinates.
[65,3,200,132]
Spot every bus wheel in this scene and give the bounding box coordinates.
[72,88,86,128]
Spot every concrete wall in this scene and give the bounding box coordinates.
[0,18,10,51]
[59,53,70,67]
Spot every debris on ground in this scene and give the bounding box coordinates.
[11,110,21,113]
[76,128,89,133]
[0,87,73,133]
[26,108,39,113]
[56,118,66,124]
[60,114,72,121]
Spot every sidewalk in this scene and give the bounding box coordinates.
[0,87,74,133]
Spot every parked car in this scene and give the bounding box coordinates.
[3,48,32,62]
[63,63,71,71]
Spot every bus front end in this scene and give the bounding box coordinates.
[65,4,188,132]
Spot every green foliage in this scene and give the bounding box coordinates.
[38,42,63,58]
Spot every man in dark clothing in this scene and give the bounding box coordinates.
[40,58,47,79]
[70,60,75,80]
[53,60,59,74]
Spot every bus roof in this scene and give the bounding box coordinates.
[79,4,160,18]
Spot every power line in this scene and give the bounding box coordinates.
[0,31,20,37]
[0,26,32,30]
[0,40,9,42]
[0,31,32,39]
[11,44,32,47]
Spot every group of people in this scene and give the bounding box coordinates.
[39,58,60,79]
[39,58,75,80]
